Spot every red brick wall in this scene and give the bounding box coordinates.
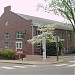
[55,29,73,50]
[0,10,33,54]
[0,6,74,55]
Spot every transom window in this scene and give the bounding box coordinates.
[16,31,23,39]
[4,32,9,39]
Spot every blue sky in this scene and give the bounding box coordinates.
[0,0,66,22]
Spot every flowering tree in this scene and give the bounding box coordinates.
[27,24,56,60]
[27,24,56,44]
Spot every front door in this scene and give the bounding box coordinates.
[16,41,23,53]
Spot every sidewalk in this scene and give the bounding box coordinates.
[0,54,74,65]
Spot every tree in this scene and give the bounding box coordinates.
[27,24,56,44]
[37,0,75,43]
[37,0,75,29]
[27,24,56,60]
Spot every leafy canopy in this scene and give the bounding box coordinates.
[37,0,75,30]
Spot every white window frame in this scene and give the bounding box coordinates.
[16,31,23,39]
[16,41,23,53]
[4,32,9,39]
[4,41,9,48]
[16,41,22,49]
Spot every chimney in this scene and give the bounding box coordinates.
[4,6,11,12]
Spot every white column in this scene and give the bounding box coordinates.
[31,24,34,54]
[42,35,46,61]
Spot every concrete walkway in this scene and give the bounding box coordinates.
[0,54,74,65]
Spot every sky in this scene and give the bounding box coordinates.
[0,0,67,23]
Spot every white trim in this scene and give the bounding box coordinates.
[16,41,23,53]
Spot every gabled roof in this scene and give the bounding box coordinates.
[17,13,73,31]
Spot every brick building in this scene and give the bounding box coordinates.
[0,6,73,55]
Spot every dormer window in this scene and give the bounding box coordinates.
[5,21,8,26]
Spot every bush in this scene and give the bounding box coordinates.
[41,40,63,56]
[0,49,16,59]
[68,46,75,54]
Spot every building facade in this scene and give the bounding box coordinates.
[0,6,73,55]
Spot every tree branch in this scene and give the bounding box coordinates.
[58,9,75,29]
[63,0,75,25]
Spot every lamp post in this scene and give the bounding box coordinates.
[56,35,59,61]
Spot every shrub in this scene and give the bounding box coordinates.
[0,49,16,59]
[68,46,75,54]
[41,40,63,56]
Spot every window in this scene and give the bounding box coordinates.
[4,42,9,48]
[68,33,71,42]
[4,32,9,39]
[16,31,23,39]
[36,30,42,35]
[4,32,9,48]
[16,41,22,49]
[59,33,64,39]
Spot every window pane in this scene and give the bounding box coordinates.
[4,32,9,39]
[36,30,42,35]
[16,42,22,49]
[19,43,22,48]
[4,42,9,48]
[16,43,18,48]
[16,31,23,39]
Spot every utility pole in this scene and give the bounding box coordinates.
[55,35,59,61]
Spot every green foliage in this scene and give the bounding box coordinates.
[41,40,63,56]
[0,49,16,59]
[68,46,75,53]
[37,0,75,29]
[51,0,75,29]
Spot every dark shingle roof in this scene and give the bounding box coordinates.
[16,13,73,30]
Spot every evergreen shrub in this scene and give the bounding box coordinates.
[0,49,16,59]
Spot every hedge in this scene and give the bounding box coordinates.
[0,49,16,60]
[68,46,75,54]
[40,40,62,56]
